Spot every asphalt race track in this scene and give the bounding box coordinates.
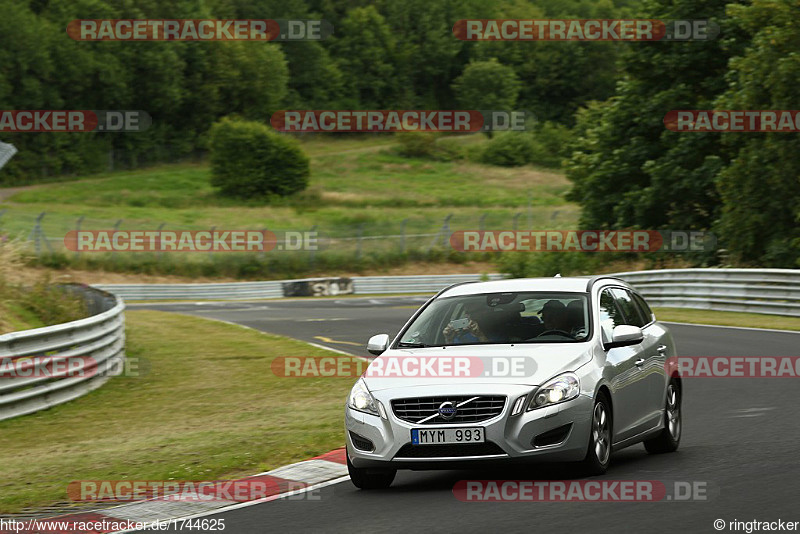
[131,297,800,534]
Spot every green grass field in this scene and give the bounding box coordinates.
[0,311,360,514]
[0,135,576,238]
[0,135,578,279]
[653,307,800,332]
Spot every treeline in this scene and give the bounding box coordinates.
[0,0,633,182]
[565,0,800,267]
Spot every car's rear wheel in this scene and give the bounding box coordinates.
[579,391,612,475]
[347,454,396,489]
[644,379,681,454]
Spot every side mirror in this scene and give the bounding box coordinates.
[605,325,643,350]
[367,334,390,355]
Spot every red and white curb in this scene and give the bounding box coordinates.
[0,449,348,534]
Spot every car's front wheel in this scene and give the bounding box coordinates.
[347,454,396,489]
[644,379,681,454]
[579,391,612,475]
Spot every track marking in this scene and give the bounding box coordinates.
[313,336,362,346]
[119,476,352,533]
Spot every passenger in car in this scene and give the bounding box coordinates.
[566,300,587,338]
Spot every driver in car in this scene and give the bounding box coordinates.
[442,304,493,344]
[540,300,570,334]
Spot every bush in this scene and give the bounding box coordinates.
[528,122,571,168]
[497,251,611,278]
[209,117,310,199]
[479,131,537,167]
[478,122,571,168]
[394,132,438,158]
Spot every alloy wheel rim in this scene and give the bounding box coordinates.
[592,402,611,464]
[667,384,681,440]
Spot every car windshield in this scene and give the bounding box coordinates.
[397,292,590,347]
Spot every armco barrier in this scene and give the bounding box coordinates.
[613,268,800,317]
[94,269,800,316]
[94,274,506,300]
[0,286,125,422]
[351,274,506,294]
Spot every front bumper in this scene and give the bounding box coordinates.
[345,383,593,469]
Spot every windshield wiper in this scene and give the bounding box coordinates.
[396,341,429,348]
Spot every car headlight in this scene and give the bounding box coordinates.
[528,373,580,410]
[348,378,382,417]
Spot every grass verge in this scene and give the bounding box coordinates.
[653,307,800,332]
[0,310,360,513]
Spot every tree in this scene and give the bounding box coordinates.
[565,0,744,235]
[209,117,309,199]
[714,0,800,266]
[330,6,403,108]
[452,58,521,112]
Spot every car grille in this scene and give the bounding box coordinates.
[395,442,506,458]
[391,395,506,424]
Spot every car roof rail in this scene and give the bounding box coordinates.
[585,275,630,291]
[435,279,482,298]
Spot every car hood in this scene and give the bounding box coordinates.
[363,343,592,391]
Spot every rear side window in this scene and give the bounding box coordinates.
[610,288,648,328]
[631,292,654,324]
[599,289,625,341]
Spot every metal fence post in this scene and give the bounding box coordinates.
[356,224,364,261]
[75,216,84,259]
[428,214,453,252]
[513,212,521,231]
[259,226,267,259]
[309,225,318,268]
[209,225,216,260]
[527,192,532,229]
[156,222,165,260]
[400,218,408,253]
[29,212,46,256]
[112,219,123,259]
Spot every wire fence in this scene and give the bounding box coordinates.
[0,208,570,266]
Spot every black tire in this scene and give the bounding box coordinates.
[579,391,612,476]
[644,379,682,454]
[347,454,396,489]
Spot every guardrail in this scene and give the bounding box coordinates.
[95,274,506,300]
[95,269,800,317]
[94,281,285,301]
[0,286,126,422]
[613,268,800,317]
[352,274,506,294]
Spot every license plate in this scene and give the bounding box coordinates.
[411,427,484,445]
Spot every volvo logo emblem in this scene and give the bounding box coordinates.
[438,401,457,420]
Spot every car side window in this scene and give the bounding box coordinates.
[611,288,648,328]
[599,289,624,341]
[631,291,654,325]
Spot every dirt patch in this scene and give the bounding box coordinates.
[0,184,42,202]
